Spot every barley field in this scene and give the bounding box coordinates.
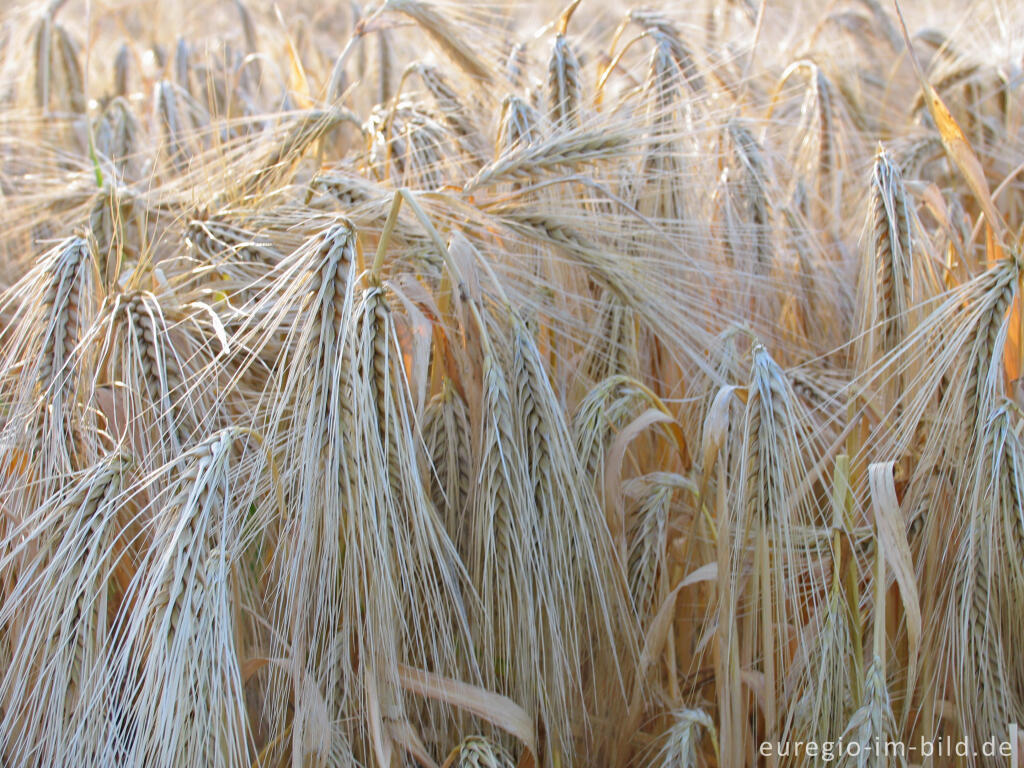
[0,0,1022,765]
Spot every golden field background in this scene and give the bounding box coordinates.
[1,0,1023,765]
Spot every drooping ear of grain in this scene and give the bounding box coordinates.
[572,375,663,504]
[173,36,190,91]
[951,404,1024,751]
[634,34,691,224]
[960,258,1020,435]
[625,473,676,624]
[415,63,483,159]
[448,734,517,768]
[628,10,705,94]
[421,380,472,538]
[79,283,224,477]
[229,219,475,761]
[856,147,913,375]
[32,14,53,110]
[506,41,528,88]
[154,79,189,172]
[95,97,140,177]
[476,128,628,189]
[3,2,1024,766]
[383,0,493,84]
[343,278,474,756]
[812,68,836,218]
[838,657,901,764]
[718,344,826,762]
[31,17,84,114]
[238,223,360,757]
[650,709,715,768]
[88,186,134,291]
[496,94,539,155]
[0,454,131,766]
[113,42,131,96]
[0,236,98,492]
[36,237,91,396]
[547,34,581,131]
[242,108,353,196]
[740,346,794,521]
[780,473,858,756]
[579,290,637,383]
[113,431,253,768]
[124,291,192,449]
[465,345,539,718]
[394,113,449,190]
[726,120,772,281]
[507,320,633,763]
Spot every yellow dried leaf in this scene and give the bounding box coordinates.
[397,664,538,761]
[893,1,1003,243]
